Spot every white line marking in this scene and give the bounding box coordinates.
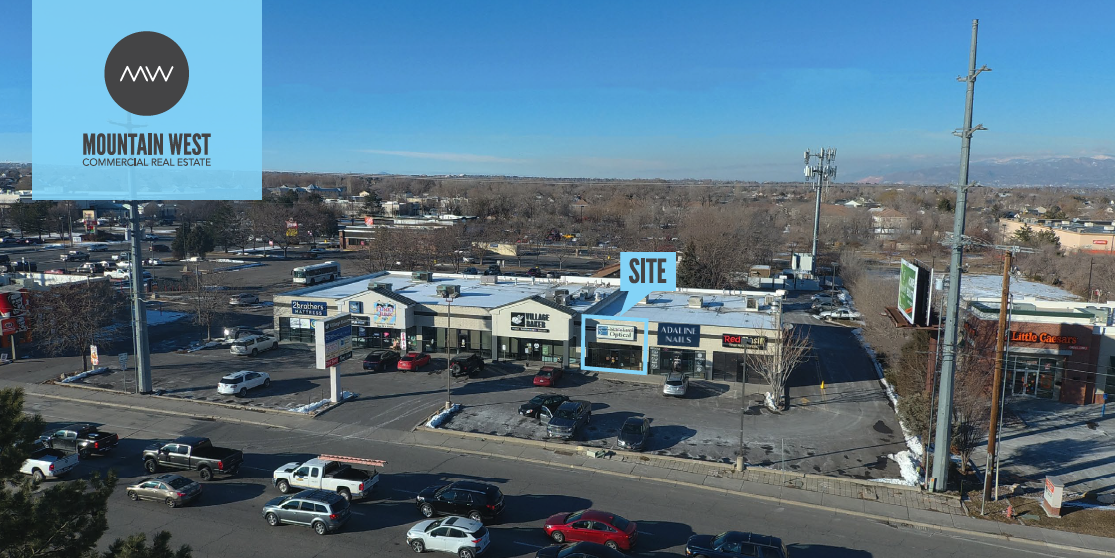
[638,531,652,535]
[947,535,1084,558]
[513,542,544,549]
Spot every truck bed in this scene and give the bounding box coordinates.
[193,446,242,460]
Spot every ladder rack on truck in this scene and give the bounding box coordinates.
[318,455,387,468]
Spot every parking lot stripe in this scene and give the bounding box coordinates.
[513,542,544,549]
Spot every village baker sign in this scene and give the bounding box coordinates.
[511,312,550,333]
[657,323,700,347]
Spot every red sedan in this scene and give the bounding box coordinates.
[544,509,637,551]
[533,366,563,387]
[397,352,431,371]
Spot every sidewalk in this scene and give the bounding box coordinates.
[8,378,1113,557]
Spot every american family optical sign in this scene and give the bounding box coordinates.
[31,0,262,200]
[315,313,353,369]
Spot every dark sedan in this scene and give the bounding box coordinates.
[685,531,789,558]
[519,394,570,420]
[616,417,649,451]
[362,350,400,371]
[537,541,627,558]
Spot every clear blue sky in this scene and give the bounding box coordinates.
[3,1,1114,181]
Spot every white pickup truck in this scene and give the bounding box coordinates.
[21,442,80,482]
[272,454,384,501]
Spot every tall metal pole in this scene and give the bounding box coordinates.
[129,203,152,393]
[931,19,989,492]
[810,170,823,266]
[737,344,748,472]
[982,250,1012,502]
[445,296,454,410]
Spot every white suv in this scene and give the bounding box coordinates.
[406,516,490,558]
[230,334,279,356]
[217,370,271,396]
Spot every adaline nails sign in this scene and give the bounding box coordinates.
[32,0,262,200]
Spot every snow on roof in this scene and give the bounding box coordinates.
[597,291,780,329]
[959,274,1079,302]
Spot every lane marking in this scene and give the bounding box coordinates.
[513,542,544,549]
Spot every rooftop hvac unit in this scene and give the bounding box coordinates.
[411,271,432,282]
[555,294,569,305]
[595,290,606,302]
[480,274,497,284]
[745,297,759,310]
[553,289,570,299]
[436,284,461,298]
[581,288,595,300]
[688,295,703,308]
[368,281,392,292]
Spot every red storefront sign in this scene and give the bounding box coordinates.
[1093,240,1109,245]
[1,319,17,335]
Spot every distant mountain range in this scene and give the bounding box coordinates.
[856,156,1115,187]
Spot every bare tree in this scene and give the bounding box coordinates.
[188,267,225,341]
[29,280,123,370]
[746,326,813,411]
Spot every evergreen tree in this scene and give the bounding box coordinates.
[171,222,191,260]
[362,190,383,216]
[677,241,705,288]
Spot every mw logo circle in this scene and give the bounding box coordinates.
[104,31,189,116]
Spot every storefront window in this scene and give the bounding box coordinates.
[353,327,399,350]
[502,337,567,365]
[1008,354,1063,399]
[585,342,641,370]
[279,317,314,343]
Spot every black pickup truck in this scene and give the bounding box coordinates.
[39,423,120,459]
[142,436,244,480]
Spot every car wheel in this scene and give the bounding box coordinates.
[272,343,278,350]
[251,348,258,357]
[78,448,91,460]
[198,467,213,481]
[165,497,177,508]
[338,488,351,501]
[605,540,619,550]
[265,512,280,526]
[144,459,159,473]
[276,479,290,493]
[128,490,139,501]
[468,510,483,522]
[312,521,328,536]
[410,540,425,553]
[31,469,45,483]
[263,378,271,388]
[420,503,435,517]
[238,387,247,397]
[459,548,475,558]
[551,531,565,543]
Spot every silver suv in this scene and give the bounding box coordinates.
[546,400,592,439]
[262,489,351,535]
[662,372,689,397]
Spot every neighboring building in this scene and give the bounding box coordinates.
[271,271,784,381]
[870,208,910,236]
[338,215,476,249]
[999,217,1115,254]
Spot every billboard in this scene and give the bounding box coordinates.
[897,259,932,326]
[315,312,353,369]
[373,302,397,325]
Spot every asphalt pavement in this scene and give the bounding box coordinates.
[20,393,1109,558]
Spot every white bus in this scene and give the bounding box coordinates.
[292,261,341,285]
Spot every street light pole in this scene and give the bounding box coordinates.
[445,295,456,410]
[737,344,748,472]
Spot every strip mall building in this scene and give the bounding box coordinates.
[272,271,784,381]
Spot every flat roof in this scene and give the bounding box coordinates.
[597,291,780,329]
[279,272,619,311]
[960,274,1079,302]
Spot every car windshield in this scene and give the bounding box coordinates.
[711,532,729,548]
[221,376,242,384]
[621,421,644,435]
[427,518,445,531]
[565,510,585,523]
[528,395,547,405]
[167,477,193,489]
[555,408,579,420]
[610,515,630,530]
[537,370,552,378]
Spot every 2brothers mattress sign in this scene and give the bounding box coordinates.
[596,324,636,341]
[657,323,700,347]
[31,0,262,200]
[315,313,353,369]
[511,312,550,333]
[291,300,327,316]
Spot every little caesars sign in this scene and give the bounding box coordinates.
[510,312,550,333]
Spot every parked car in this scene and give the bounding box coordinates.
[40,423,119,459]
[223,325,263,340]
[229,293,260,306]
[61,251,90,262]
[519,394,569,422]
[273,455,381,501]
[145,257,163,266]
[415,480,505,523]
[547,400,592,439]
[545,271,560,279]
[486,264,501,275]
[684,531,788,558]
[144,233,159,241]
[363,349,401,371]
[126,473,202,508]
[44,268,67,275]
[526,267,543,277]
[142,436,244,480]
[262,489,351,535]
[398,352,431,371]
[810,301,841,313]
[230,334,279,356]
[819,308,862,320]
[87,243,110,252]
[662,372,689,397]
[406,516,490,558]
[533,366,564,387]
[20,441,80,481]
[111,251,130,261]
[449,353,485,377]
[544,510,637,551]
[616,417,650,452]
[217,370,271,397]
[535,542,626,558]
[9,260,36,272]
[462,267,479,275]
[151,244,171,253]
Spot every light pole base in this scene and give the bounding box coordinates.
[445,401,453,411]
[735,456,746,472]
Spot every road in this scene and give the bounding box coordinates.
[22,394,1100,558]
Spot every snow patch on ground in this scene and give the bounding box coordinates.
[426,404,462,428]
[186,341,222,353]
[764,392,779,412]
[290,391,356,414]
[61,367,110,383]
[146,310,189,326]
[213,259,250,264]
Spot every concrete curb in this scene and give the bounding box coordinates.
[44,379,325,418]
[26,391,293,431]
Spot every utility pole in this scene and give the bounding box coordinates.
[128,202,152,393]
[804,149,837,274]
[445,294,456,410]
[737,344,748,472]
[982,250,1012,504]
[931,19,990,492]
[1087,257,1095,302]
